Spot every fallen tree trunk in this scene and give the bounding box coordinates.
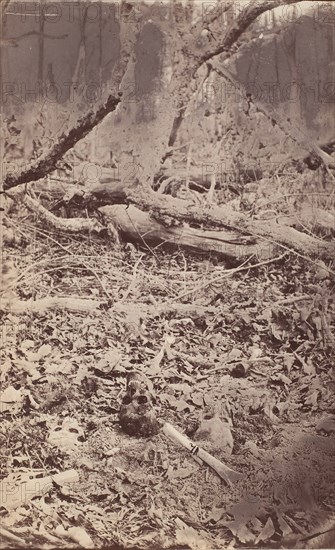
[129,189,335,261]
[31,177,335,234]
[99,204,272,260]
[16,178,335,262]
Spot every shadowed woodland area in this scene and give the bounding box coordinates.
[0,1,335,548]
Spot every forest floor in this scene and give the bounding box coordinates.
[1,209,335,550]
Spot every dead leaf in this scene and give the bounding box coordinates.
[36,344,52,360]
[207,507,225,523]
[249,346,263,360]
[238,310,252,324]
[225,497,266,542]
[275,508,292,537]
[13,358,39,377]
[102,348,122,369]
[264,402,280,423]
[191,392,204,407]
[254,516,275,544]
[271,373,292,385]
[175,518,209,549]
[0,386,23,414]
[223,520,254,544]
[250,516,263,531]
[20,339,35,349]
[304,390,320,409]
[315,260,330,280]
[300,306,311,322]
[148,347,165,375]
[270,323,284,341]
[313,316,322,332]
[303,360,316,376]
[67,526,94,548]
[282,353,295,373]
[175,399,192,412]
[244,440,262,458]
[260,308,272,322]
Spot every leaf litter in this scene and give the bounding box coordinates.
[1,228,334,549]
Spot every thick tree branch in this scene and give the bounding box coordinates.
[23,195,104,234]
[26,176,335,261]
[2,2,141,192]
[100,204,265,260]
[164,1,316,169]
[196,0,315,65]
[3,94,121,191]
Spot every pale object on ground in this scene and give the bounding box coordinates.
[163,422,244,486]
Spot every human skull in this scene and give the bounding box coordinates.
[48,417,85,452]
[119,373,160,437]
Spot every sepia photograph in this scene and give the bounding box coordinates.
[0,0,334,548]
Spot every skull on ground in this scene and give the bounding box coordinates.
[119,373,160,437]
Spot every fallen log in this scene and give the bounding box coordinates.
[128,188,335,261]
[9,178,335,262]
[99,204,273,260]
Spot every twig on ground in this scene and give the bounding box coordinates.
[273,295,311,306]
[3,297,102,314]
[23,224,112,300]
[198,357,274,378]
[121,254,144,301]
[23,194,103,234]
[0,527,27,545]
[173,253,287,302]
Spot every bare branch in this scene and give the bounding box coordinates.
[165,1,315,166]
[1,5,141,192]
[194,0,315,65]
[23,195,103,234]
[3,93,121,191]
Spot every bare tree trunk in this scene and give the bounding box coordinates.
[100,204,268,260]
